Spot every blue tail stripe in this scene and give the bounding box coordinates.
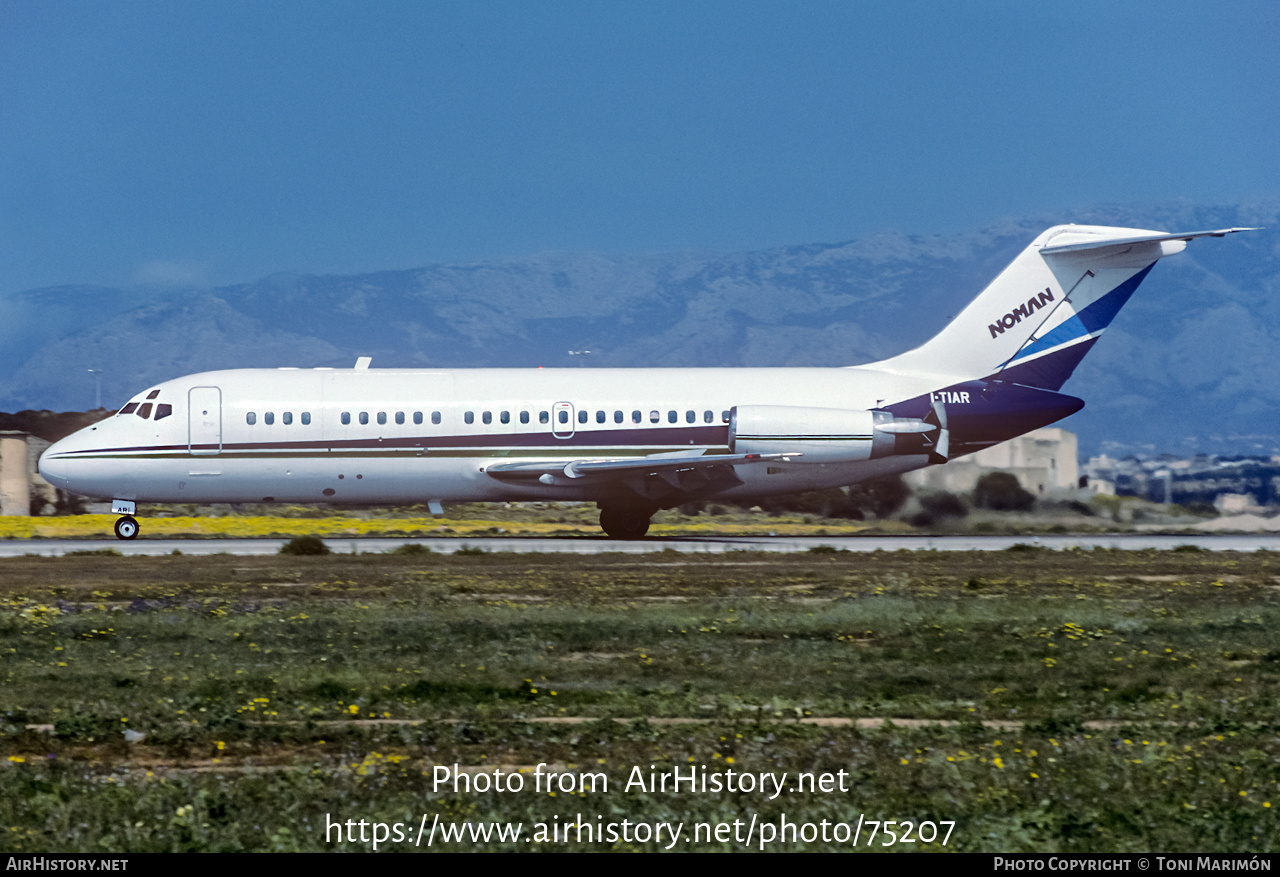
[1010,263,1155,363]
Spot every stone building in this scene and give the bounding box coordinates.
[904,427,1080,497]
[0,431,56,516]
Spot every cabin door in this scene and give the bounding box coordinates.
[188,387,222,455]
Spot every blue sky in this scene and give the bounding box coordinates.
[2,0,1277,294]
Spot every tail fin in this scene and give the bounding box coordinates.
[878,224,1256,390]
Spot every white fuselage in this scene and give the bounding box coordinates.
[38,364,940,506]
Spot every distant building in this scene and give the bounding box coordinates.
[0,431,55,516]
[904,428,1079,497]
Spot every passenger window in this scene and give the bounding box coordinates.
[558,411,568,424]
[632,410,642,423]
[146,390,160,400]
[413,412,423,425]
[540,411,550,424]
[520,411,530,424]
[722,410,731,423]
[341,412,351,425]
[668,410,677,423]
[359,412,369,425]
[302,412,311,425]
[119,403,139,416]
[264,412,274,425]
[649,410,659,423]
[577,410,588,424]
[155,403,173,421]
[614,411,623,423]
[377,412,387,425]
[595,410,605,423]
[395,412,405,425]
[686,410,695,423]
[500,411,510,424]
[431,412,441,425]
[246,412,257,425]
[283,412,293,425]
[482,411,492,425]
[137,403,153,419]
[464,412,474,424]
[704,410,713,423]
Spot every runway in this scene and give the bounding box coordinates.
[2,533,1277,557]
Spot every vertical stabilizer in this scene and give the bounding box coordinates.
[876,224,1255,390]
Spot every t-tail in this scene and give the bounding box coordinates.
[879,224,1257,391]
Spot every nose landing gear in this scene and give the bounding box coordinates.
[114,515,139,540]
[111,500,139,540]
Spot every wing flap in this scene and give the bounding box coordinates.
[485,450,797,484]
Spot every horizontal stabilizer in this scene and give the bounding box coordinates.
[1040,227,1259,255]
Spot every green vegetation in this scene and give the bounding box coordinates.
[278,535,331,556]
[1,549,1276,851]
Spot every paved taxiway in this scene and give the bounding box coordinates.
[2,534,1277,557]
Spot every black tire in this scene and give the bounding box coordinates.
[114,515,139,540]
[599,507,651,539]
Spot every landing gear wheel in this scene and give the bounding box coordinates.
[114,515,139,540]
[599,507,651,540]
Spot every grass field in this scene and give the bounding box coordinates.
[2,547,1277,852]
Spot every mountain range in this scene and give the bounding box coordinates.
[4,201,1277,457]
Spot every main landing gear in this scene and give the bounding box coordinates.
[598,505,654,540]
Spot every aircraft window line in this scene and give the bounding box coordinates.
[632,410,642,424]
[464,412,474,425]
[431,412,441,425]
[396,412,405,425]
[482,411,492,425]
[341,412,351,425]
[667,410,677,423]
[155,403,172,421]
[377,412,387,425]
[703,410,713,423]
[540,411,550,424]
[614,410,623,423]
[685,410,695,423]
[577,410,587,424]
[283,412,293,425]
[595,410,605,424]
[649,410,659,423]
[246,412,257,425]
[302,412,311,425]
[264,412,275,425]
[520,411,530,424]
[501,410,510,424]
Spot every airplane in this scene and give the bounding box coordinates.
[38,223,1256,540]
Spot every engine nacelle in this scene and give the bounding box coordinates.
[730,405,927,463]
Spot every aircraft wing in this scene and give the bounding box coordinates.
[485,450,796,485]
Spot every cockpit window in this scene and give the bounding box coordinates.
[155,403,173,421]
[119,403,139,416]
[136,403,153,419]
[146,390,160,400]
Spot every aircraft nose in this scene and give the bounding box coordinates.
[38,441,75,489]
